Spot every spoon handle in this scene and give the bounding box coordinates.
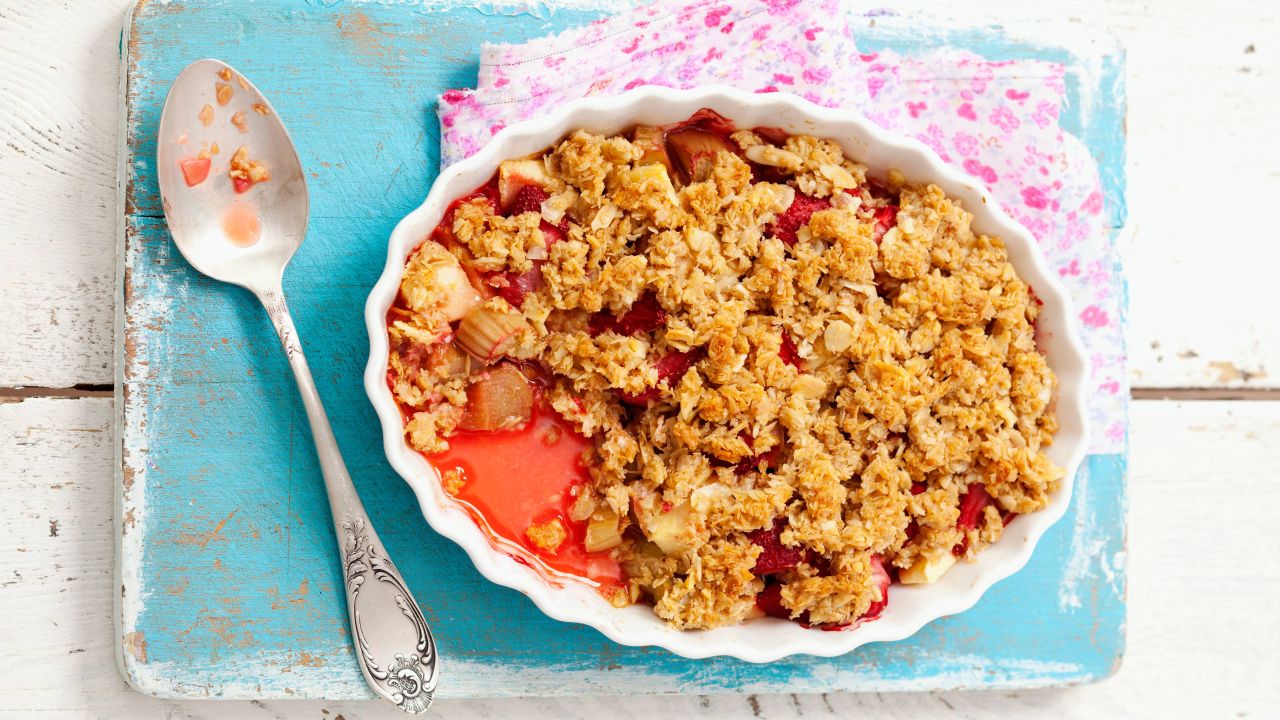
[259,286,439,714]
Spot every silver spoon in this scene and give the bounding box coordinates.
[156,59,438,714]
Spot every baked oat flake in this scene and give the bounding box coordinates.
[386,110,1061,631]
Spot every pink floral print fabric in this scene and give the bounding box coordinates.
[437,0,1126,454]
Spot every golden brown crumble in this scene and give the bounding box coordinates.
[387,113,1061,630]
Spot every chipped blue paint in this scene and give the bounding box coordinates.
[118,0,1127,699]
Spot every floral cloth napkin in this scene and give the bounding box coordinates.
[437,0,1126,454]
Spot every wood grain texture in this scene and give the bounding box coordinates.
[2,398,1275,717]
[116,0,1126,698]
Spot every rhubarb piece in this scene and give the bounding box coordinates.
[752,126,791,145]
[584,508,623,552]
[769,193,830,246]
[861,554,891,620]
[498,158,551,209]
[588,292,667,337]
[668,107,737,136]
[424,342,472,378]
[632,124,674,173]
[400,242,482,321]
[748,519,804,575]
[455,303,532,363]
[619,350,700,405]
[646,501,694,554]
[179,156,211,187]
[457,363,533,431]
[666,128,734,184]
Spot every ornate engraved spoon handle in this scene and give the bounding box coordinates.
[260,286,439,714]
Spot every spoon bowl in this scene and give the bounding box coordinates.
[156,59,308,292]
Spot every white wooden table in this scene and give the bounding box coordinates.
[2,0,1277,717]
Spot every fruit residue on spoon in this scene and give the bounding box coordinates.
[221,201,261,247]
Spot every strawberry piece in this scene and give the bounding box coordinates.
[778,328,803,369]
[1002,510,1018,527]
[669,108,737,136]
[957,483,993,529]
[952,482,993,556]
[769,193,830,246]
[590,292,667,337]
[748,519,804,575]
[871,205,899,243]
[618,350,700,405]
[508,184,550,217]
[179,156,211,187]
[755,583,791,620]
[860,554,891,621]
[231,175,252,194]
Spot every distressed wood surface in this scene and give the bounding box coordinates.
[2,398,1275,717]
[116,0,1126,699]
[4,0,1279,389]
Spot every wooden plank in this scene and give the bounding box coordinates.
[0,0,122,387]
[1,397,1274,716]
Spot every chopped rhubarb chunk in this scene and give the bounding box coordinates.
[748,519,804,575]
[179,156,211,187]
[668,107,737,136]
[752,126,791,145]
[589,292,667,337]
[861,554,891,620]
[458,363,533,431]
[666,128,735,184]
[769,193,830,246]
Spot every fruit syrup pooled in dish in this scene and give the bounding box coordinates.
[386,109,1062,630]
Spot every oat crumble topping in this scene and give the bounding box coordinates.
[386,110,1061,630]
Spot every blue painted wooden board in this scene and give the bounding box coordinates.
[117,0,1128,699]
